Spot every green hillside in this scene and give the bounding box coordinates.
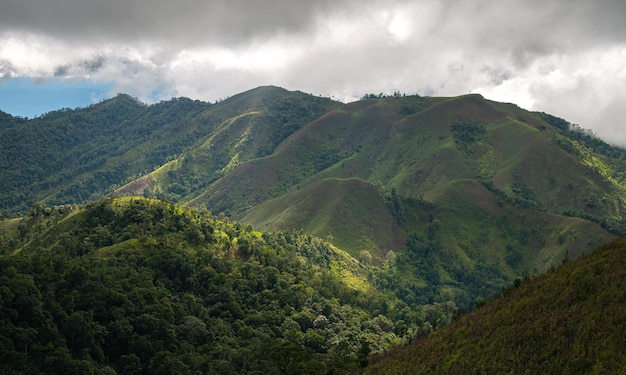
[199,93,625,243]
[240,178,406,259]
[140,86,340,203]
[185,93,623,309]
[0,197,403,374]
[0,86,339,215]
[363,236,626,374]
[0,94,210,214]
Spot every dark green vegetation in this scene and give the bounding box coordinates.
[0,197,425,374]
[1,95,205,213]
[363,236,626,374]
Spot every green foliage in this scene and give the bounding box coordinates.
[450,120,485,152]
[0,198,408,374]
[0,95,209,215]
[363,237,626,374]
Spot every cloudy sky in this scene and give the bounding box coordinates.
[1,0,625,145]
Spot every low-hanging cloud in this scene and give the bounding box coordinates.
[1,0,626,146]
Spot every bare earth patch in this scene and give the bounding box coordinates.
[114,175,154,196]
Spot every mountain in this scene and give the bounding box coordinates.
[200,93,625,243]
[362,236,626,374]
[0,87,339,214]
[3,86,626,373]
[2,87,626,311]
[171,91,625,308]
[118,86,341,203]
[0,94,209,213]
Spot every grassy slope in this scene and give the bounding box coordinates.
[363,237,626,374]
[192,94,618,269]
[121,86,341,202]
[240,178,405,259]
[187,98,387,213]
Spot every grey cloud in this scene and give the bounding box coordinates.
[432,0,626,68]
[82,56,106,74]
[0,60,15,78]
[3,0,626,50]
[479,66,512,86]
[0,0,346,46]
[52,56,106,78]
[53,65,69,77]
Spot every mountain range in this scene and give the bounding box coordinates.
[1,85,626,373]
[2,86,625,308]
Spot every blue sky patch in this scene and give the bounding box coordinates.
[0,78,113,118]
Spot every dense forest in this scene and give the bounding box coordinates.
[0,197,454,374]
[3,198,625,374]
[0,95,209,214]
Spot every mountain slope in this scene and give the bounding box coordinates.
[240,177,406,259]
[182,93,622,307]
[363,236,626,374]
[198,93,626,235]
[0,94,210,213]
[130,86,341,203]
[0,86,340,215]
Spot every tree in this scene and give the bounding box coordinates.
[357,339,371,368]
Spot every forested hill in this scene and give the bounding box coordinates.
[0,94,209,213]
[2,198,625,374]
[0,197,410,374]
[0,87,340,214]
[362,236,626,374]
